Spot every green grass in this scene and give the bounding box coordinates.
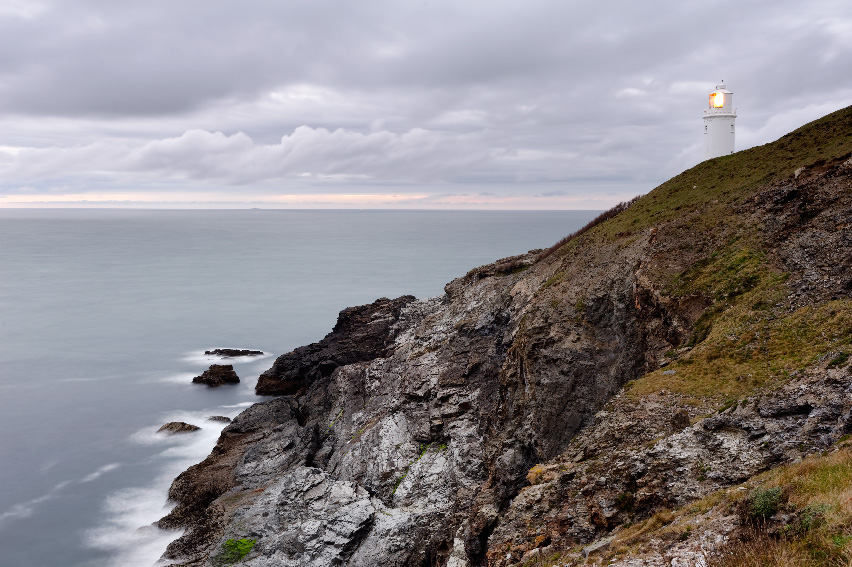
[539,105,852,261]
[707,448,852,567]
[219,538,256,565]
[745,487,784,522]
[598,447,852,566]
[827,351,850,369]
[629,299,852,400]
[601,106,852,240]
[620,233,852,402]
[535,108,852,406]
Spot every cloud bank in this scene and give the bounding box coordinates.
[1,0,850,207]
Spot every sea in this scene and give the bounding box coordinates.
[0,208,597,567]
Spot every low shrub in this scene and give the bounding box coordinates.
[744,487,784,523]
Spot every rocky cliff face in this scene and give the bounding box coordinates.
[159,107,852,566]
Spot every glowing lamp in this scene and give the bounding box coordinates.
[703,82,736,160]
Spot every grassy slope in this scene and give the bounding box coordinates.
[598,104,852,240]
[603,444,852,566]
[531,105,852,566]
[551,105,852,405]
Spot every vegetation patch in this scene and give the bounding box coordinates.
[628,298,852,401]
[541,271,566,290]
[590,447,852,566]
[827,351,850,369]
[391,442,446,496]
[743,487,785,523]
[218,538,256,565]
[707,448,852,566]
[593,107,852,242]
[536,195,642,262]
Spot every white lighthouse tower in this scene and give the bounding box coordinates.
[703,82,736,160]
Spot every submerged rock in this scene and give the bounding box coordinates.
[157,422,201,434]
[192,364,240,387]
[204,348,265,358]
[206,415,232,423]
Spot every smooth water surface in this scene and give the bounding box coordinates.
[0,209,597,567]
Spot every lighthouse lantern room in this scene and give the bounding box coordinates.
[703,82,736,160]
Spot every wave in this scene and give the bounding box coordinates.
[152,372,198,385]
[84,408,238,566]
[0,460,124,528]
[181,349,272,366]
[0,480,69,527]
[81,463,122,483]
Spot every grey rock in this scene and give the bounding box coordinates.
[157,422,201,434]
[207,416,232,423]
[205,348,264,357]
[192,364,240,387]
[582,535,615,558]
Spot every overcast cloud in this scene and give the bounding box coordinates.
[1,0,851,208]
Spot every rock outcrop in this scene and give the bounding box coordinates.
[255,295,416,396]
[205,349,265,357]
[158,422,201,434]
[207,416,232,423]
[159,106,852,566]
[192,364,240,387]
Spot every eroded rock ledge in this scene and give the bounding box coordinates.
[255,295,416,396]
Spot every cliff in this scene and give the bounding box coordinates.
[159,106,852,567]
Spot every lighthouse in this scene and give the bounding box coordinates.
[703,82,736,160]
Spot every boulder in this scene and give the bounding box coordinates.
[207,416,232,423]
[158,422,201,434]
[192,364,240,387]
[204,349,264,357]
[670,408,691,431]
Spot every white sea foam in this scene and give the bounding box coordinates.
[154,372,198,385]
[0,461,127,529]
[181,348,271,366]
[0,480,70,527]
[81,463,121,483]
[85,482,182,567]
[85,409,235,566]
[0,496,49,525]
[219,401,255,409]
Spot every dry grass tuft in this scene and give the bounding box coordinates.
[537,195,642,262]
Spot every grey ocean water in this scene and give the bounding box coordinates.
[0,209,596,567]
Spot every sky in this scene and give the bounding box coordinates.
[0,0,851,209]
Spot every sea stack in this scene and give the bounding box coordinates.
[192,364,240,387]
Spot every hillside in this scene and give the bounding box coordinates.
[159,105,852,567]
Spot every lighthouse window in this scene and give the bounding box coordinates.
[710,92,724,108]
[731,124,735,132]
[705,125,708,133]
